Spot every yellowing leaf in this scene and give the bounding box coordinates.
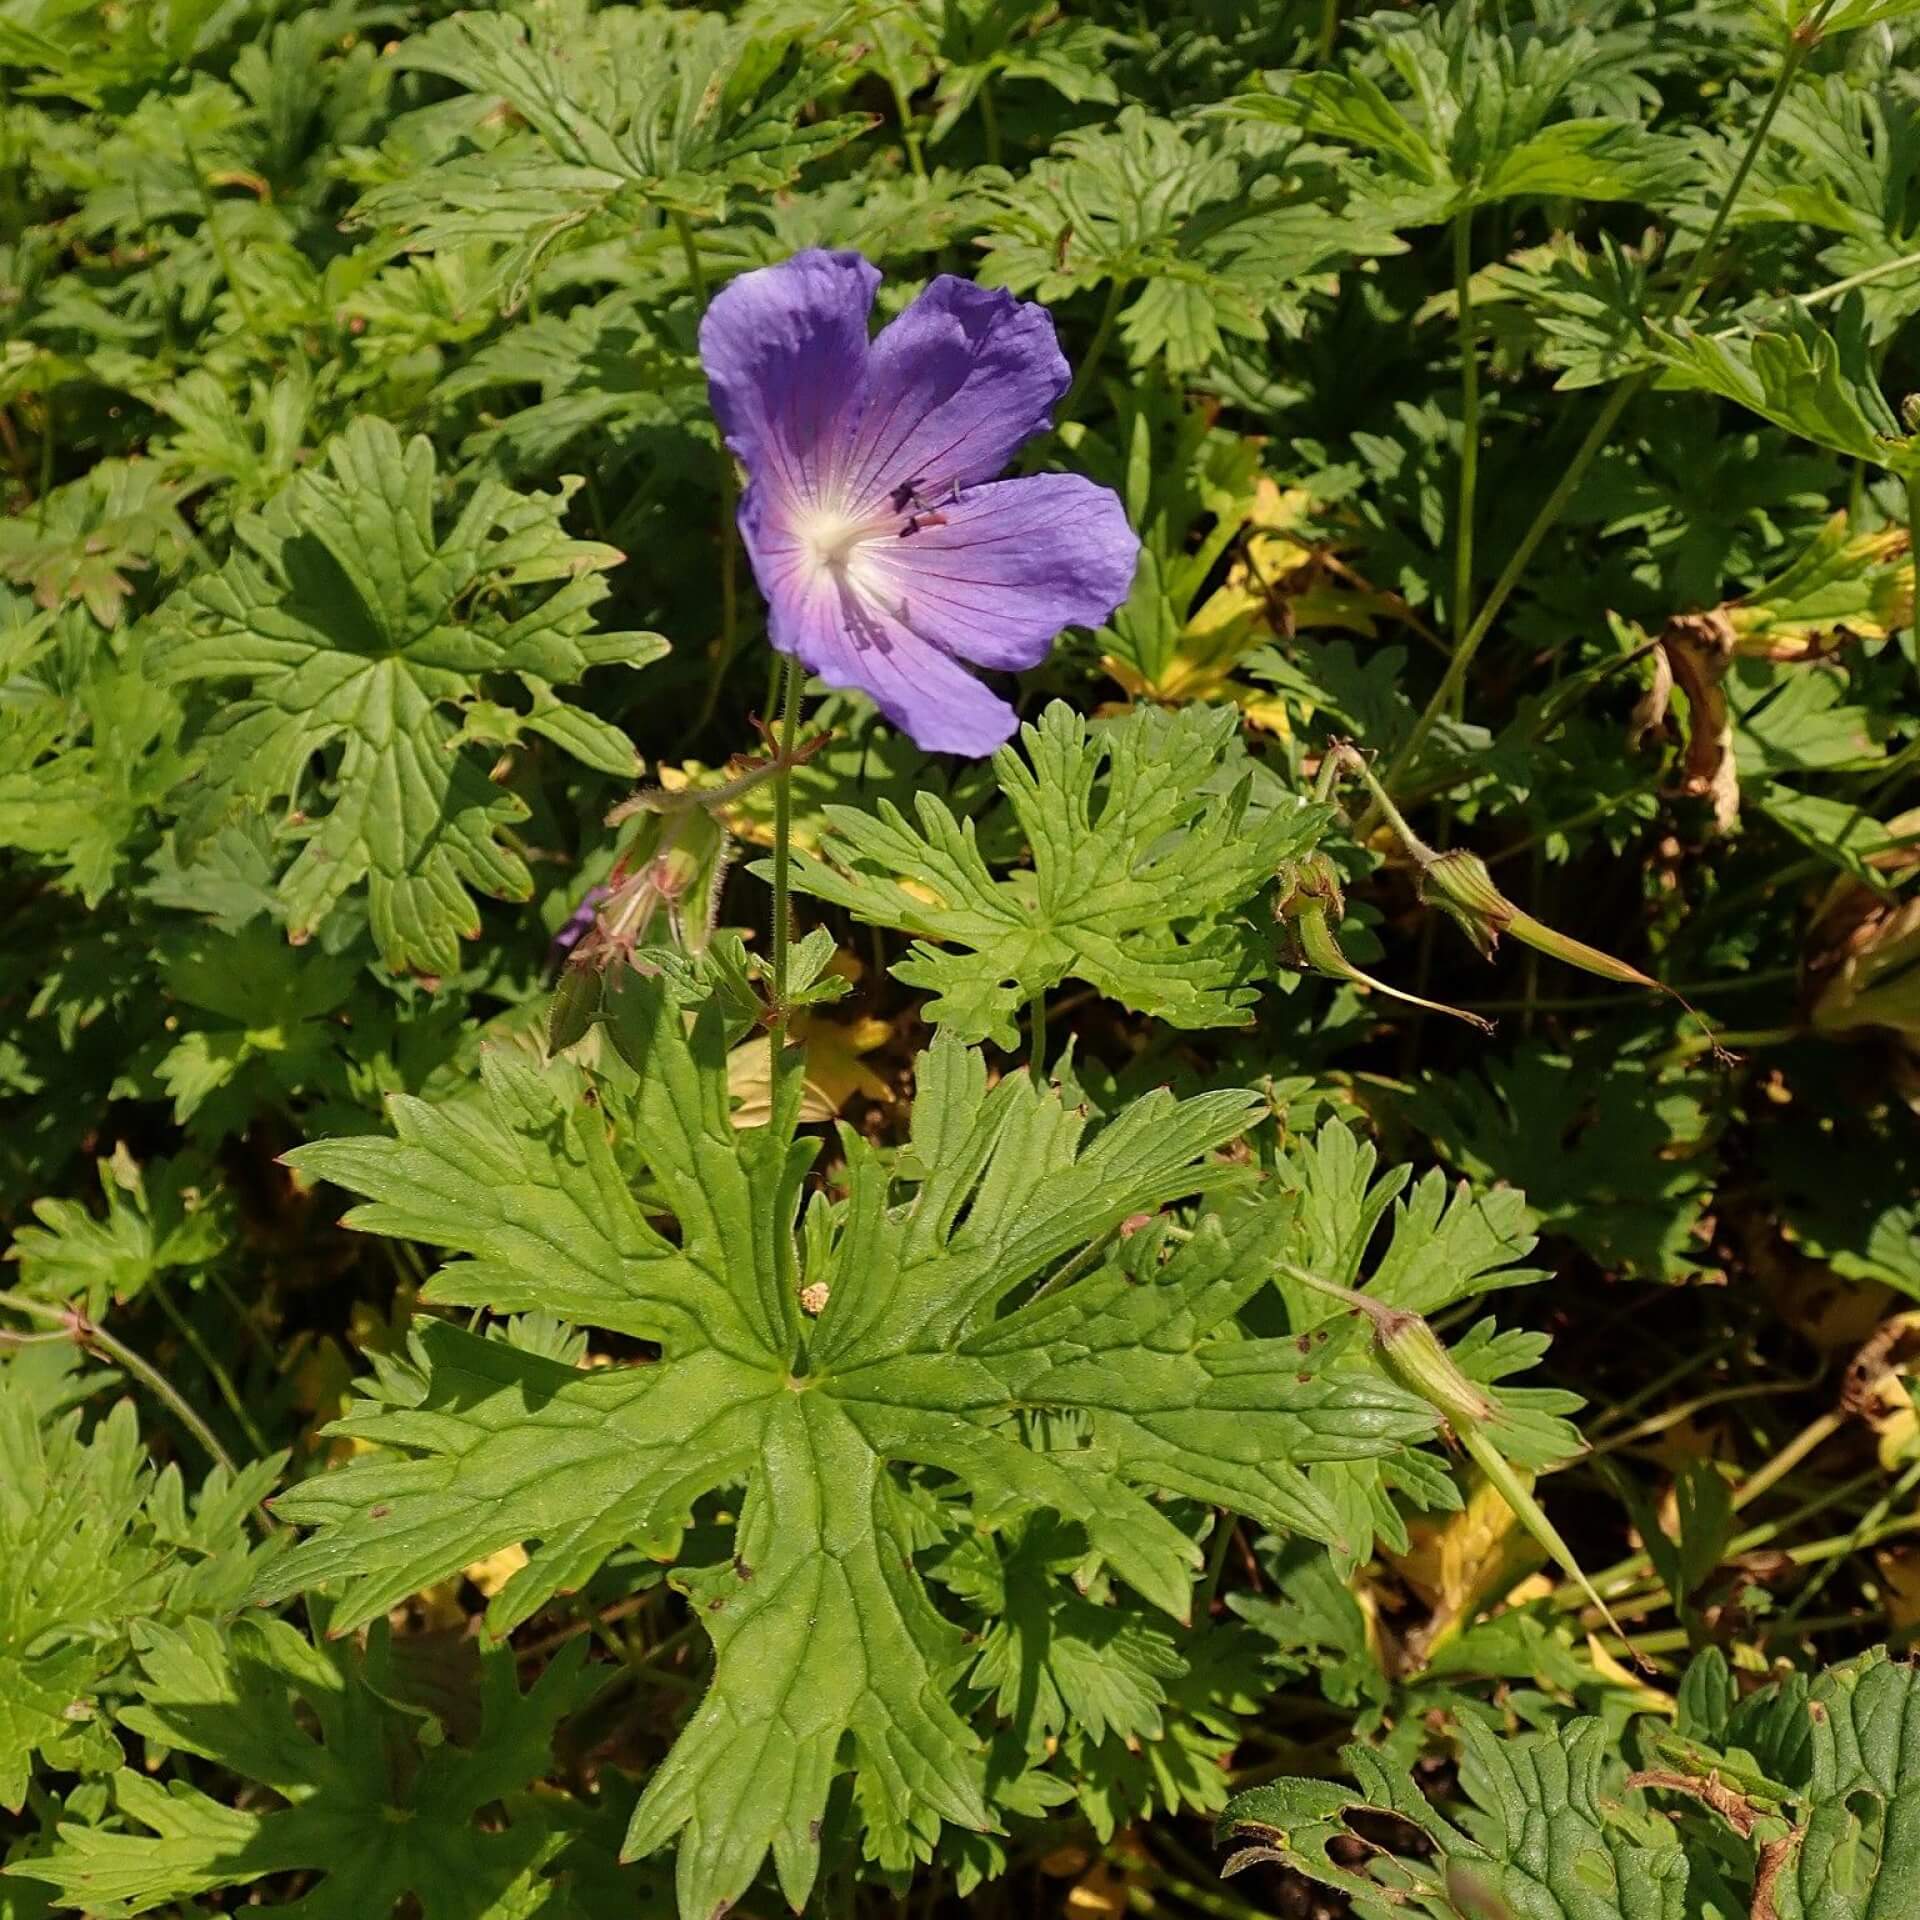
[1383,1469,1544,1665]
[1105,479,1398,732]
[1584,1633,1673,1715]
[1846,1312,1920,1468]
[726,1012,894,1127]
[466,1543,530,1597]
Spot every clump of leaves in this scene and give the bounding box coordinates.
[156,416,663,973]
[782,702,1326,1047]
[252,973,1456,1913]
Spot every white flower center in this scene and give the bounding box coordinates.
[795,502,885,577]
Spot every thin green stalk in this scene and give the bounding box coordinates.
[1027,988,1047,1081]
[1053,278,1128,432]
[977,78,1002,166]
[1316,0,1340,63]
[1451,208,1479,649]
[770,655,805,1029]
[1793,245,1920,313]
[1588,1375,1816,1459]
[1908,471,1919,645]
[675,213,746,735]
[670,211,709,305]
[1029,1223,1122,1306]
[148,1275,270,1457]
[1778,1451,1920,1625]
[1371,382,1637,803]
[1552,1431,1872,1619]
[35,398,52,531]
[1193,1512,1238,1619]
[1486,778,1660,866]
[176,112,260,340]
[877,38,926,180]
[1649,1023,1804,1067]
[1586,1329,1740,1436]
[1732,1407,1845,1511]
[0,1288,238,1476]
[1670,23,1826,326]
[1369,21,1827,810]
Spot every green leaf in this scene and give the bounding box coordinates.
[0,461,192,629]
[780,702,1327,1048]
[934,1517,1184,1755]
[155,416,662,974]
[257,974,1440,1918]
[0,626,188,905]
[1218,1717,1692,1920]
[1638,1647,1920,1918]
[1391,1044,1720,1283]
[360,8,871,303]
[9,1615,595,1919]
[1230,11,1692,220]
[0,1370,281,1813]
[10,1147,228,1317]
[1268,1123,1578,1565]
[1654,296,1920,477]
[976,108,1404,371]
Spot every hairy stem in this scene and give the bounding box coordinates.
[1451,208,1479,650]
[1054,278,1129,432]
[1369,19,1825,808]
[0,1288,239,1476]
[770,655,805,1028]
[148,1275,270,1457]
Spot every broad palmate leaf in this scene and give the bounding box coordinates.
[12,1615,595,1919]
[361,7,871,302]
[1218,1715,1690,1920]
[257,974,1437,1918]
[1645,1645,1920,1919]
[781,702,1327,1047]
[0,1366,281,1812]
[156,416,664,974]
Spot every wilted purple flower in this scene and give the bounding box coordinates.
[549,883,611,969]
[699,249,1140,755]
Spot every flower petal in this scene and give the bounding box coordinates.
[838,276,1068,506]
[855,473,1140,671]
[766,566,1023,757]
[698,249,879,510]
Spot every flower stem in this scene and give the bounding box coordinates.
[670,211,708,305]
[769,655,805,1029]
[1451,208,1479,650]
[1316,0,1340,63]
[675,213,745,737]
[1054,278,1129,432]
[876,36,926,180]
[1368,22,1824,810]
[1907,470,1919,648]
[148,1274,270,1457]
[0,1287,239,1476]
[978,78,1002,166]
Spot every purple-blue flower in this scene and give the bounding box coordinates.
[698,249,1140,756]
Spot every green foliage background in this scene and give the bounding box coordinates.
[3,1,1920,1916]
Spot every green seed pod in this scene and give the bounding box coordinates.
[1373,1307,1499,1433]
[1277,855,1493,1032]
[1420,849,1658,988]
